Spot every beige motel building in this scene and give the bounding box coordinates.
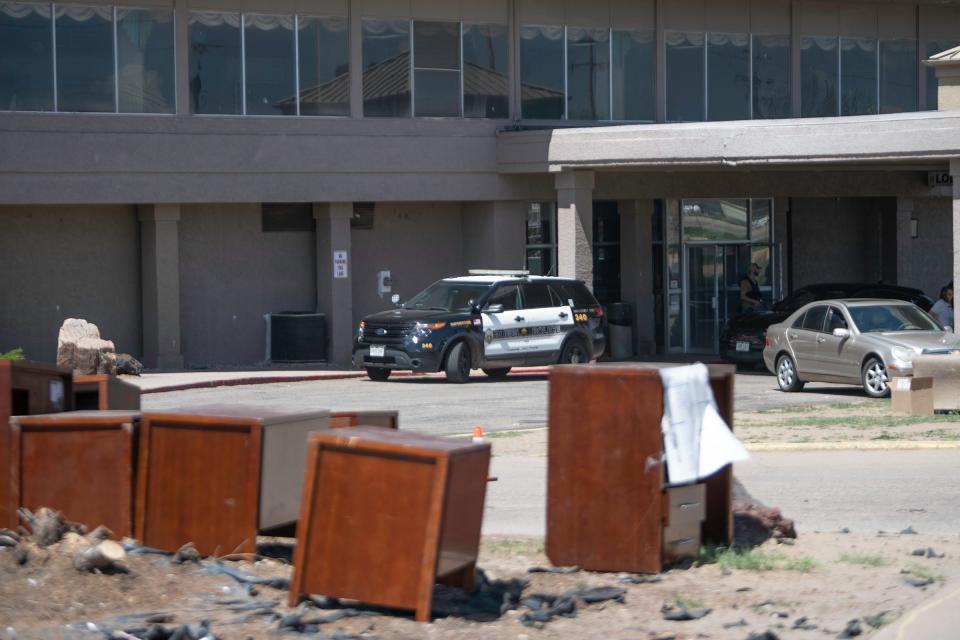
[1,0,959,369]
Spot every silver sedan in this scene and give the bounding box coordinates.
[763,299,960,398]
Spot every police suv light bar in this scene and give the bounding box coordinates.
[467,269,531,276]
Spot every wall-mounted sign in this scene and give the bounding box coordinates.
[333,250,348,279]
[928,171,953,188]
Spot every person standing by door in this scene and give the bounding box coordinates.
[930,284,954,329]
[740,263,765,313]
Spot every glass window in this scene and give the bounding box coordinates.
[593,201,620,305]
[926,40,959,110]
[521,283,554,309]
[801,36,838,117]
[555,282,597,308]
[116,8,175,114]
[567,27,609,121]
[750,199,771,242]
[525,202,556,276]
[362,19,410,117]
[752,34,790,119]
[826,307,847,332]
[849,304,939,333]
[189,12,242,114]
[682,199,749,242]
[708,32,749,121]
[612,29,654,121]
[56,5,114,112]
[521,25,564,119]
[841,37,877,116]
[485,284,520,311]
[0,2,53,111]
[245,15,295,116]
[879,38,916,114]
[666,31,704,122]
[297,16,349,117]
[414,21,460,117]
[463,23,508,118]
[801,305,828,332]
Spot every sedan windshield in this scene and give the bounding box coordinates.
[848,305,942,333]
[403,282,490,312]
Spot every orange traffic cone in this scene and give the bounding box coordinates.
[472,425,485,443]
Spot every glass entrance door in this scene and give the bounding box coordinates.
[685,245,720,352]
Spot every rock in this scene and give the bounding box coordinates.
[56,319,117,375]
[172,543,200,564]
[838,619,863,638]
[116,353,144,376]
[733,501,797,548]
[900,526,918,535]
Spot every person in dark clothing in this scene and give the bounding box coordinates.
[740,263,764,312]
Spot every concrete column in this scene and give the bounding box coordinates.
[138,204,184,369]
[895,197,915,287]
[928,49,960,111]
[314,203,355,365]
[555,171,595,288]
[952,159,960,334]
[619,199,656,356]
[174,0,190,116]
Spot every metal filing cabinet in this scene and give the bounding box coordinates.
[290,427,490,622]
[135,406,330,555]
[547,363,734,573]
[0,360,73,528]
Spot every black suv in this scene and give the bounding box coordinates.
[353,273,606,382]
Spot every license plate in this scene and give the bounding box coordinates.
[369,345,385,358]
[735,341,750,352]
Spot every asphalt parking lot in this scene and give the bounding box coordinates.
[141,368,881,437]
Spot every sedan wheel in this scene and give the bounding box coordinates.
[862,357,890,398]
[776,355,804,392]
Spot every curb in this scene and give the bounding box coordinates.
[140,367,552,394]
[746,440,960,452]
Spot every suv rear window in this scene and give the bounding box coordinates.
[552,282,597,309]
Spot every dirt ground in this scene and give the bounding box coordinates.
[1,529,958,640]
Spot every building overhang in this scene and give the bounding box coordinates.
[496,111,960,174]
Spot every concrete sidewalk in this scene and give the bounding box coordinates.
[127,366,552,393]
[873,583,960,640]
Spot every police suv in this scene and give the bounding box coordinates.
[353,271,606,382]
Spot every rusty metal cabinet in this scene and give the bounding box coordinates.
[9,411,139,536]
[0,360,73,528]
[546,363,734,573]
[73,375,141,411]
[290,427,490,622]
[135,406,330,555]
[329,410,398,429]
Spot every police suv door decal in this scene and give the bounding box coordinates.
[480,284,526,357]
[519,283,574,354]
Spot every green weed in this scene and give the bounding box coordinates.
[0,347,24,361]
[697,546,816,572]
[482,537,544,555]
[838,553,888,567]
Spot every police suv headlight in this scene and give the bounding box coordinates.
[414,321,446,336]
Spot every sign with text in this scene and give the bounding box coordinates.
[333,250,348,279]
[928,171,953,188]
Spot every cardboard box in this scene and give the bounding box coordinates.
[890,376,934,416]
[913,355,960,411]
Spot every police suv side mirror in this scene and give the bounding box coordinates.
[833,328,851,339]
[485,303,504,314]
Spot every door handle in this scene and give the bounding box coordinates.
[817,336,826,343]
[515,316,525,322]
[559,312,568,319]
[789,333,798,339]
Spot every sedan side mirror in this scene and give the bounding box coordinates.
[484,303,504,314]
[833,328,851,339]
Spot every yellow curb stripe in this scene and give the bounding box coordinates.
[894,584,960,640]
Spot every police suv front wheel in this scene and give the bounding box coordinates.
[445,342,471,383]
[365,367,391,382]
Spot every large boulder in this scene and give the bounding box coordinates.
[733,500,797,549]
[56,319,117,375]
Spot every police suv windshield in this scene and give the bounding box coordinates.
[403,282,491,312]
[848,305,941,333]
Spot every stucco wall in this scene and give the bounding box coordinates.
[791,198,885,289]
[178,204,316,366]
[350,203,465,327]
[0,205,141,362]
[911,197,954,299]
